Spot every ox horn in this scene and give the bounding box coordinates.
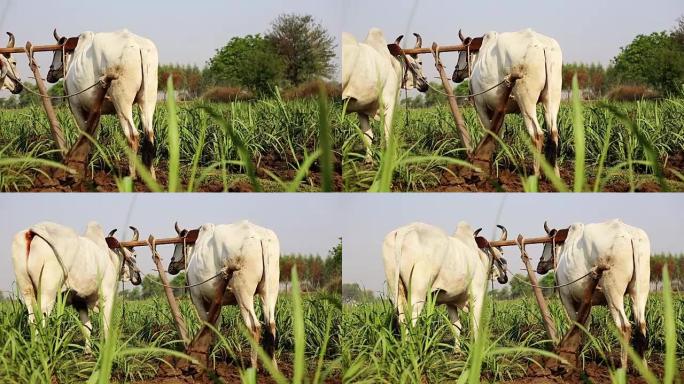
[108,229,117,237]
[129,226,139,241]
[544,221,551,234]
[174,221,181,234]
[458,29,465,42]
[6,32,14,48]
[53,28,62,42]
[413,33,422,48]
[497,225,508,241]
[394,35,404,45]
[473,228,482,237]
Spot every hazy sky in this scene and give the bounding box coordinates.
[0,193,342,293]
[342,0,682,91]
[0,0,342,97]
[341,194,684,294]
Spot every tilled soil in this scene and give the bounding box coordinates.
[425,159,678,192]
[134,360,341,384]
[501,360,667,384]
[26,155,343,192]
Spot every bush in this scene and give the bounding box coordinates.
[281,80,341,100]
[201,86,254,103]
[607,85,660,101]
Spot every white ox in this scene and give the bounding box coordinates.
[168,220,280,369]
[47,29,158,179]
[453,29,562,176]
[0,32,23,94]
[537,219,650,369]
[342,28,429,161]
[382,222,509,347]
[10,222,142,352]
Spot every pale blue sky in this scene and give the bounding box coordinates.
[0,0,342,96]
[341,194,684,294]
[0,194,342,292]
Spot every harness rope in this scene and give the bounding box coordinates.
[146,236,229,290]
[510,271,595,290]
[13,44,106,100]
[17,77,106,99]
[143,269,227,290]
[426,77,510,99]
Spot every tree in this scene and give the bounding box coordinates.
[508,274,531,298]
[141,275,164,298]
[170,272,187,297]
[608,31,684,94]
[324,238,342,293]
[342,283,374,303]
[17,83,41,107]
[673,15,684,47]
[158,64,206,100]
[47,80,67,107]
[205,34,285,94]
[539,272,556,297]
[266,13,336,85]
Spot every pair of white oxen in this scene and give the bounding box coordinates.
[11,220,280,369]
[384,219,650,370]
[0,29,158,179]
[343,27,563,176]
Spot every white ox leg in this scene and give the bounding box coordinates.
[359,114,374,163]
[78,308,93,354]
[447,305,463,352]
[232,271,261,369]
[603,277,631,369]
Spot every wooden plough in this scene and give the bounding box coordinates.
[388,34,520,176]
[476,229,609,376]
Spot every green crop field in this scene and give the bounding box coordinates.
[343,289,683,383]
[342,88,684,192]
[0,86,344,192]
[0,273,342,384]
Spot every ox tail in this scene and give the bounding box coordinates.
[542,47,557,165]
[28,228,70,286]
[392,230,407,311]
[138,48,155,169]
[259,239,268,293]
[11,231,40,306]
[629,237,648,356]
